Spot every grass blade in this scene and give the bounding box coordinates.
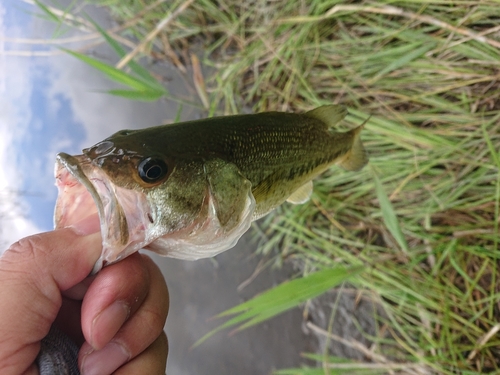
[33,0,60,23]
[193,266,363,347]
[86,17,164,89]
[107,89,165,101]
[63,49,167,100]
[482,123,500,168]
[370,42,436,83]
[371,166,409,253]
[62,49,151,89]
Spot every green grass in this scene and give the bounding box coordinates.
[38,0,500,373]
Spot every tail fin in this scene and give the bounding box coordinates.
[338,124,369,171]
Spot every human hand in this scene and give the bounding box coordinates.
[0,220,169,375]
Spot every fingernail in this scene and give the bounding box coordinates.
[90,258,104,276]
[91,301,130,348]
[81,341,130,375]
[69,214,101,236]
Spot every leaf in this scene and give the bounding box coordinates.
[193,265,363,347]
[86,18,164,89]
[482,123,500,168]
[371,166,409,253]
[370,42,436,83]
[62,49,167,97]
[174,104,183,123]
[107,89,165,101]
[274,369,328,375]
[33,0,60,23]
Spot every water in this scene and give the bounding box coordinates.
[155,236,313,374]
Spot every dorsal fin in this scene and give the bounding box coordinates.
[305,105,347,128]
[286,181,313,204]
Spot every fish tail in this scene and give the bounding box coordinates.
[338,124,368,171]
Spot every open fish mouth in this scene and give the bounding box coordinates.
[54,152,152,273]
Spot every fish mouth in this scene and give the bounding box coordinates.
[54,152,152,273]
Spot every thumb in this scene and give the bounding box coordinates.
[0,227,102,374]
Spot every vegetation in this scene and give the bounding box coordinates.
[37,0,500,373]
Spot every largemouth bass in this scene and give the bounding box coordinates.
[54,105,368,273]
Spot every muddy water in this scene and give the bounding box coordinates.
[152,235,313,374]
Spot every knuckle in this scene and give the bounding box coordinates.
[143,306,167,335]
[5,234,47,264]
[6,238,34,260]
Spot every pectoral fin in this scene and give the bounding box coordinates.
[204,159,255,230]
[286,181,313,204]
[145,159,256,261]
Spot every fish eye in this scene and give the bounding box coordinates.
[138,157,168,184]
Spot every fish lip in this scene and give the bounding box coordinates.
[55,152,107,230]
[54,152,144,273]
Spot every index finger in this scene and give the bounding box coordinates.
[2,228,102,291]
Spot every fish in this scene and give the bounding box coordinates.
[54,105,368,273]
